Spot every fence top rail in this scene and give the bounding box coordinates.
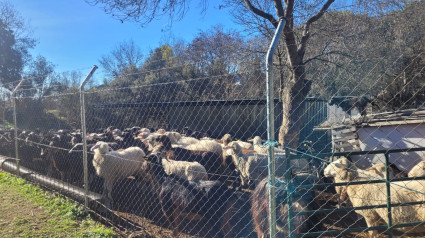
[286,147,425,159]
[90,97,327,108]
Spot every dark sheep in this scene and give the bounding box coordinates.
[251,175,320,238]
[41,132,75,182]
[119,132,148,153]
[145,152,235,237]
[18,131,47,173]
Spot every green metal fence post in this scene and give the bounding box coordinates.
[385,153,393,237]
[285,148,294,238]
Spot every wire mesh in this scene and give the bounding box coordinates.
[0,35,425,238]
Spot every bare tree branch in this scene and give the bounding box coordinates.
[298,0,335,56]
[242,0,279,28]
[304,50,353,65]
[272,0,285,19]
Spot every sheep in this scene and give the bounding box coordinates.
[221,134,232,146]
[233,140,254,150]
[337,162,395,206]
[164,131,182,144]
[41,133,75,182]
[144,151,235,237]
[152,141,209,181]
[154,135,230,181]
[157,128,166,134]
[177,136,200,145]
[251,175,320,238]
[118,132,148,152]
[161,159,208,181]
[91,141,147,207]
[223,142,288,188]
[139,128,151,134]
[184,139,223,156]
[18,131,46,173]
[324,157,425,237]
[249,136,285,154]
[408,161,425,177]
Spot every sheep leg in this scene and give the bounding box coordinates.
[172,209,181,237]
[363,216,381,238]
[221,196,237,238]
[47,161,54,177]
[102,179,114,208]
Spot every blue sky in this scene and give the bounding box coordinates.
[10,0,242,79]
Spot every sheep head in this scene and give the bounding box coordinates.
[221,134,232,146]
[252,136,263,145]
[155,135,173,150]
[91,141,111,154]
[157,128,166,134]
[144,152,167,180]
[324,157,356,181]
[222,142,242,169]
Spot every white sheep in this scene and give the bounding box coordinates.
[184,139,223,156]
[220,134,253,150]
[161,159,208,181]
[157,128,166,134]
[91,141,146,207]
[177,136,200,145]
[223,142,287,187]
[139,128,151,134]
[171,136,201,149]
[250,136,285,154]
[221,133,232,145]
[408,161,425,177]
[324,157,425,237]
[164,131,182,144]
[234,140,254,150]
[336,162,395,205]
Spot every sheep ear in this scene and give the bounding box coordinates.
[247,139,254,142]
[91,144,100,151]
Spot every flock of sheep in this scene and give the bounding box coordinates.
[2,126,425,237]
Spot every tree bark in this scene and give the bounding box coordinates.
[279,65,311,148]
[242,0,333,148]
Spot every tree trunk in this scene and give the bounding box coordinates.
[278,64,311,149]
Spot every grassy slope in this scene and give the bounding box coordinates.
[0,172,116,238]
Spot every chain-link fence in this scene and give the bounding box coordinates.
[1,38,425,238]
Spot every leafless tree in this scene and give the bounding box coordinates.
[87,0,409,148]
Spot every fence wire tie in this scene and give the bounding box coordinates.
[264,140,280,147]
[268,179,287,190]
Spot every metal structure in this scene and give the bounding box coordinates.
[80,65,98,206]
[3,70,425,237]
[12,79,25,176]
[265,18,286,238]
